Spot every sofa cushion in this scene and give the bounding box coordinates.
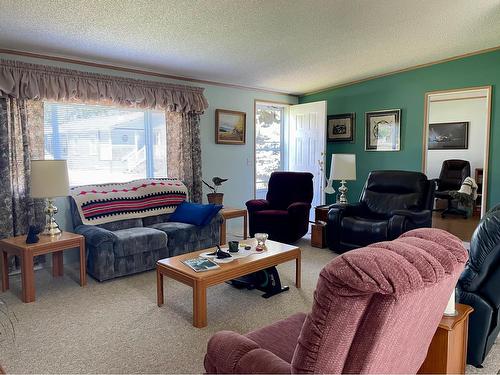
[113,227,168,257]
[142,213,171,227]
[98,218,143,231]
[148,221,215,256]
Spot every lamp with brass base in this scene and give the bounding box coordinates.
[31,160,69,236]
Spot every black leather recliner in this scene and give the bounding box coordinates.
[327,170,435,253]
[457,204,500,367]
[435,159,471,218]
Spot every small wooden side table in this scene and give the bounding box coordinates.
[418,303,474,374]
[220,207,248,245]
[0,232,86,303]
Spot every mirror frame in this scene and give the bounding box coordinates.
[422,85,492,217]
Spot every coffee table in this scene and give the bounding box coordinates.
[156,239,301,328]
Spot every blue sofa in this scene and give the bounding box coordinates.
[70,198,222,281]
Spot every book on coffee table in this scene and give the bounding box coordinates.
[182,257,220,272]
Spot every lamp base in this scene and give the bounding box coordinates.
[42,198,62,236]
[338,180,349,204]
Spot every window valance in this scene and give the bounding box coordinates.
[0,59,209,114]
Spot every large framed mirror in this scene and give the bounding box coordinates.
[422,86,492,240]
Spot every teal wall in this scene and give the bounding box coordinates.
[300,50,499,208]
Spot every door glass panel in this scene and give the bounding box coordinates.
[255,103,285,199]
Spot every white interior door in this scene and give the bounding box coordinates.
[288,101,326,211]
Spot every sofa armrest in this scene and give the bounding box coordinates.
[74,225,117,247]
[246,199,270,213]
[209,212,224,225]
[205,331,260,373]
[287,202,311,217]
[391,209,432,226]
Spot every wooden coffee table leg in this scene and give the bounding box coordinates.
[52,251,64,277]
[79,238,86,286]
[21,253,35,303]
[193,281,207,328]
[1,250,9,292]
[157,268,164,307]
[296,253,301,289]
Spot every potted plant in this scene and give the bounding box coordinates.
[203,177,228,205]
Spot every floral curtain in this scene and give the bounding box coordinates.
[0,98,45,272]
[166,112,203,203]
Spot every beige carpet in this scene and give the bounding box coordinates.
[0,237,498,374]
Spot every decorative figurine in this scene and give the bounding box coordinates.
[26,225,41,244]
[254,233,269,251]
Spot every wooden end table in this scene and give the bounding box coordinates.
[220,207,248,245]
[156,239,301,328]
[418,303,474,374]
[0,232,86,303]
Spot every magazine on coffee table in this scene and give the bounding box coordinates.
[183,257,220,272]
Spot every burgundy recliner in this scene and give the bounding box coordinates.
[246,172,313,244]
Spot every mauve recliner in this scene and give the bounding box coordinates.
[246,171,313,244]
[204,228,468,374]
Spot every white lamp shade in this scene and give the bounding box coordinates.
[330,154,356,181]
[31,160,70,198]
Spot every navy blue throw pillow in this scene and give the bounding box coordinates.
[169,201,222,226]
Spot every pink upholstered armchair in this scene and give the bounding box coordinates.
[204,228,468,374]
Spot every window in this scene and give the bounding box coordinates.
[255,102,287,199]
[44,102,166,186]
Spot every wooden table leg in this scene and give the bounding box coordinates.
[21,252,35,303]
[243,212,248,240]
[295,253,301,289]
[193,281,207,328]
[1,250,9,292]
[157,268,164,307]
[79,238,86,286]
[220,219,227,245]
[52,251,64,277]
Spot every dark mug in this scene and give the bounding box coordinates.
[228,241,239,252]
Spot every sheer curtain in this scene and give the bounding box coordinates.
[0,98,45,272]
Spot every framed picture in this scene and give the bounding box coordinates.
[365,109,401,151]
[215,109,246,145]
[327,113,355,142]
[428,122,469,150]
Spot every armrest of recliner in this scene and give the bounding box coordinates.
[327,202,364,221]
[391,209,432,226]
[74,225,117,247]
[204,330,290,374]
[246,199,270,213]
[287,202,311,217]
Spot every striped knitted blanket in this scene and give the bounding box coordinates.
[70,178,188,225]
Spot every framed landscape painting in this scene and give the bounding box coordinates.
[428,122,469,150]
[365,109,401,151]
[327,113,355,142]
[215,109,246,145]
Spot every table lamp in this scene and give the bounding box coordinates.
[31,160,69,236]
[330,154,356,204]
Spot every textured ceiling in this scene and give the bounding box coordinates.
[0,0,499,95]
